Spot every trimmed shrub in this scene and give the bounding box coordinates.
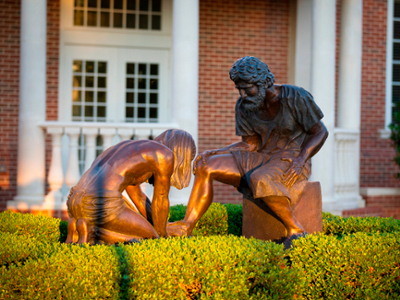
[0,243,121,299]
[169,203,229,236]
[224,203,243,236]
[323,214,400,236]
[0,232,58,267]
[121,236,303,299]
[289,232,400,299]
[0,210,67,243]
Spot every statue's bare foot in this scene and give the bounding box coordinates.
[166,221,191,237]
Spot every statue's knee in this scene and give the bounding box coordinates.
[195,159,211,176]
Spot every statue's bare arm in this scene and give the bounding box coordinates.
[125,185,148,217]
[282,121,328,187]
[150,152,174,237]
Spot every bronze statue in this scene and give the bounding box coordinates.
[167,56,328,246]
[65,129,196,244]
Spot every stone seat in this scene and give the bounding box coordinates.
[242,181,322,242]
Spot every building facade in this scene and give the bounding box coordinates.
[0,0,399,218]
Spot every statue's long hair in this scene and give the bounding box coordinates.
[229,56,275,88]
[154,129,196,189]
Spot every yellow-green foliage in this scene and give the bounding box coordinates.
[0,243,121,299]
[0,210,67,243]
[169,203,229,236]
[0,231,58,267]
[289,232,400,299]
[323,213,400,236]
[121,236,303,299]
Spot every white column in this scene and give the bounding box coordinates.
[118,128,134,141]
[43,127,64,209]
[9,0,47,209]
[294,0,313,90]
[83,128,98,172]
[65,127,81,195]
[336,0,364,209]
[171,0,199,205]
[309,0,337,212]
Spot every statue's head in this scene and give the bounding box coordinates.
[153,129,196,190]
[229,56,275,88]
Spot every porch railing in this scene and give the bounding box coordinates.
[39,121,178,207]
[333,128,362,203]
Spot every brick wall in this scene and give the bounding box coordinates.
[0,0,20,210]
[198,0,290,204]
[45,0,60,194]
[360,0,400,188]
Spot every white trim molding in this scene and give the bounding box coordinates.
[360,187,400,196]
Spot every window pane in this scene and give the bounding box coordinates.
[98,77,107,88]
[114,0,123,9]
[73,60,82,72]
[86,61,95,73]
[152,0,161,12]
[150,79,158,90]
[127,78,135,89]
[101,12,110,27]
[138,93,146,103]
[127,0,136,10]
[139,14,148,29]
[97,106,106,118]
[73,105,81,116]
[138,107,146,118]
[73,76,82,87]
[393,86,400,104]
[88,0,97,7]
[126,107,134,118]
[127,63,135,74]
[73,90,82,102]
[85,91,94,102]
[150,64,158,75]
[98,91,106,102]
[74,10,84,26]
[75,0,84,7]
[151,15,161,30]
[85,106,94,117]
[138,64,147,75]
[394,43,400,60]
[395,2,400,18]
[101,0,110,8]
[138,78,146,89]
[126,92,134,103]
[150,107,158,119]
[140,0,149,11]
[150,93,158,104]
[394,64,400,82]
[87,11,97,26]
[98,62,107,73]
[127,14,136,28]
[114,13,123,28]
[85,76,94,87]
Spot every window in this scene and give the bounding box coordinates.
[72,60,107,122]
[392,0,400,123]
[125,62,159,122]
[74,0,162,30]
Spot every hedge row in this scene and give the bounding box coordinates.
[1,208,400,299]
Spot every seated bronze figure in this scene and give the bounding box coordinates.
[65,129,196,244]
[167,56,328,246]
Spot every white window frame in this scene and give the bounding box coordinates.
[386,0,395,130]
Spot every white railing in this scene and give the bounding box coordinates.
[38,121,178,207]
[334,128,362,203]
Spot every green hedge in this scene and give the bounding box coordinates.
[290,232,400,299]
[1,208,400,299]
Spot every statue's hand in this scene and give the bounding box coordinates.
[282,157,305,188]
[166,221,191,237]
[193,150,218,175]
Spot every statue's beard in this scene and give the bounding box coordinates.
[243,86,266,112]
